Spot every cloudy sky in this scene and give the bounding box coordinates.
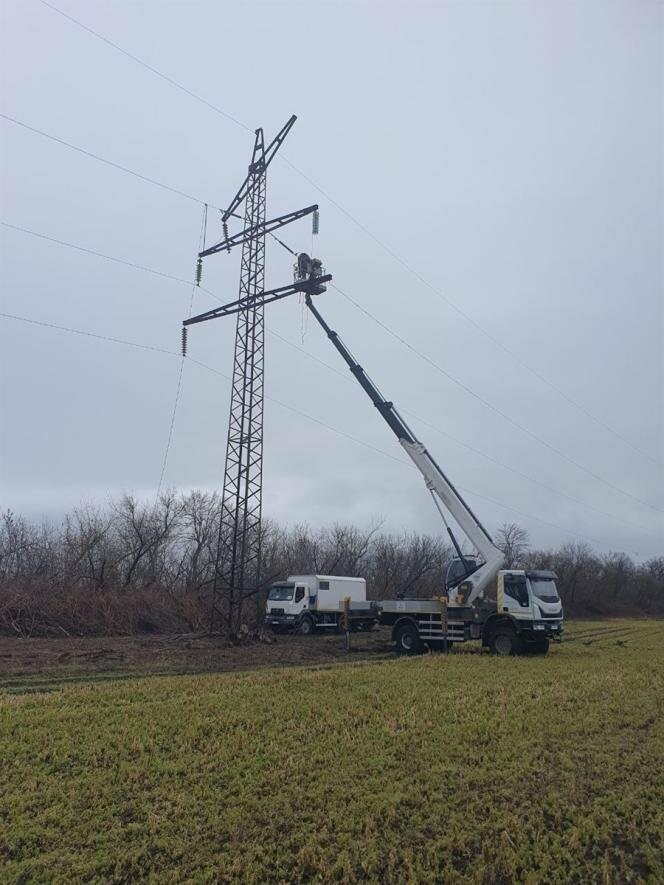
[1,0,662,559]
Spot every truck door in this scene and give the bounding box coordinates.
[293,584,307,615]
[500,574,532,621]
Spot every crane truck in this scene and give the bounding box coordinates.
[288,267,563,656]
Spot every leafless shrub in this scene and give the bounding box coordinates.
[0,502,661,637]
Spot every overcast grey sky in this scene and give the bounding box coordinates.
[1,0,662,559]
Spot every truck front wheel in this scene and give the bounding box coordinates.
[490,626,522,656]
[299,615,315,636]
[529,637,550,655]
[394,622,423,656]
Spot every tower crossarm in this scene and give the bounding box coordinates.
[183,275,332,326]
[221,115,296,223]
[200,204,317,258]
[262,114,297,170]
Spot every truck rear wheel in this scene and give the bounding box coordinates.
[394,622,423,656]
[490,626,522,656]
[299,615,315,636]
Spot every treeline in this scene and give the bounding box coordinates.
[0,492,662,637]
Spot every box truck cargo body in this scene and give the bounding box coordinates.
[265,575,375,634]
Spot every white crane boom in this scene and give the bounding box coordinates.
[305,295,505,605]
[400,440,505,604]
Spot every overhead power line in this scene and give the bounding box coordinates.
[35,0,251,133]
[3,217,660,525]
[6,114,658,512]
[0,308,644,556]
[157,206,208,495]
[4,112,657,528]
[300,169,664,470]
[267,328,654,536]
[0,310,174,355]
[0,114,297,257]
[331,284,663,516]
[7,112,657,517]
[1,220,199,288]
[32,0,662,470]
[0,112,221,210]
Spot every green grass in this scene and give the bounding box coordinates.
[2,620,663,883]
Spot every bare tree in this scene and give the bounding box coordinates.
[175,491,220,593]
[370,531,450,599]
[65,504,114,591]
[496,522,530,569]
[113,493,182,589]
[316,522,382,575]
[601,551,635,600]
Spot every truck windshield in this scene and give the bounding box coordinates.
[445,556,479,588]
[268,585,294,601]
[530,579,559,603]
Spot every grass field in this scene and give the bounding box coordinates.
[2,620,663,883]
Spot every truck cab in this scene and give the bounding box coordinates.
[493,569,563,649]
[265,579,310,631]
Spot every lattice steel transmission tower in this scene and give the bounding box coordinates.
[185,115,321,634]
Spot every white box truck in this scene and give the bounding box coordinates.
[265,574,376,634]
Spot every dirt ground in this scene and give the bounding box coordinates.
[0,629,395,692]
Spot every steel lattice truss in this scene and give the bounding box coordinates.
[187,115,320,635]
[211,129,267,634]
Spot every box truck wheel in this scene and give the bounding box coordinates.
[530,637,550,655]
[489,625,522,656]
[394,622,423,656]
[299,615,315,636]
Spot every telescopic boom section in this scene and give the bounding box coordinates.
[304,295,505,605]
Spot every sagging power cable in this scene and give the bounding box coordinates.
[331,283,663,516]
[156,204,208,494]
[0,114,298,259]
[2,217,659,524]
[32,0,657,468]
[0,308,644,556]
[266,327,654,536]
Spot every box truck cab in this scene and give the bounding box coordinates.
[265,574,375,634]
